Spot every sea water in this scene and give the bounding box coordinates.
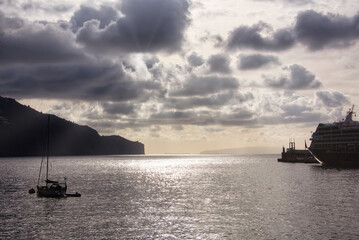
[0,154,358,239]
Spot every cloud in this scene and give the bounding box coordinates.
[236,92,255,102]
[165,91,235,110]
[226,10,359,52]
[252,0,313,5]
[150,111,197,122]
[216,108,258,126]
[295,10,359,50]
[170,75,239,97]
[227,22,295,51]
[264,112,321,124]
[0,11,24,31]
[284,0,313,4]
[0,10,165,103]
[315,90,350,107]
[76,0,190,53]
[256,92,324,125]
[187,52,205,67]
[207,54,231,74]
[0,15,84,64]
[148,109,257,127]
[0,59,160,102]
[21,1,72,13]
[144,56,160,69]
[102,102,135,115]
[264,64,322,90]
[0,1,356,136]
[70,5,118,32]
[172,125,184,131]
[238,54,280,70]
[281,104,312,117]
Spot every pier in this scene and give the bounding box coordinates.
[278,139,317,163]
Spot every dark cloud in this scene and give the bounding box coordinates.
[227,109,254,120]
[150,111,197,122]
[0,11,24,31]
[144,56,160,69]
[148,108,258,127]
[102,102,135,115]
[218,109,257,126]
[0,10,165,103]
[170,75,239,97]
[165,91,234,110]
[264,64,322,90]
[187,52,205,67]
[295,10,359,50]
[70,5,118,32]
[122,60,136,72]
[315,91,350,107]
[0,59,160,102]
[235,92,255,102]
[207,54,231,74]
[238,54,280,70]
[0,18,84,64]
[227,22,295,51]
[76,0,190,53]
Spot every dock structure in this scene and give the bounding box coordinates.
[278,139,318,163]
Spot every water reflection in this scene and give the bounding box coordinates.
[1,155,359,239]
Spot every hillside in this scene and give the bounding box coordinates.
[0,96,144,156]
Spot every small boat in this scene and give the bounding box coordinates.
[66,192,81,197]
[36,115,67,198]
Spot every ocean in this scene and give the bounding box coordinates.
[1,154,358,239]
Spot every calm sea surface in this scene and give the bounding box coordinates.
[1,154,359,239]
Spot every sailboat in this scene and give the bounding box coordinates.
[37,115,67,197]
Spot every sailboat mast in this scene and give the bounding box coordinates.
[46,115,50,181]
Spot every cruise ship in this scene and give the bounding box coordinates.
[308,105,359,166]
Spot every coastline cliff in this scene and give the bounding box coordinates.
[0,96,144,156]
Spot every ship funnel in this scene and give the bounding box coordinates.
[344,105,355,123]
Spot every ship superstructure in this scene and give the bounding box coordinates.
[308,105,359,166]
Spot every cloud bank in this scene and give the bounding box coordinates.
[295,10,359,50]
[76,0,190,53]
[227,22,296,51]
[264,64,322,90]
[0,0,355,137]
[238,54,280,70]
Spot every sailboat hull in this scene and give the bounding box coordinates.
[37,185,67,198]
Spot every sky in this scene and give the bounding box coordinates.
[1,0,359,154]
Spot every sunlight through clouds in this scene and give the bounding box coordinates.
[2,0,358,153]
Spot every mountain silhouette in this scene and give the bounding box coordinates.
[0,96,144,156]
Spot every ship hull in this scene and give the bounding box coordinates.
[309,149,359,167]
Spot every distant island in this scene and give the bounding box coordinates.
[201,146,279,155]
[0,96,144,156]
